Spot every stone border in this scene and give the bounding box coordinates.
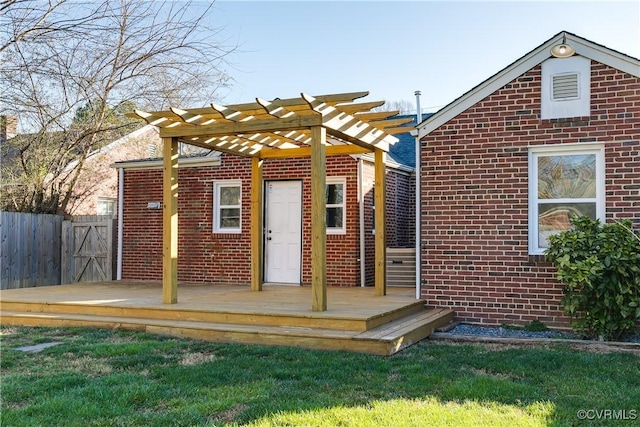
[429,332,640,354]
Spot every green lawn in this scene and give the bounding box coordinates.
[1,326,638,426]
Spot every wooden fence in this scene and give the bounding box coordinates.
[1,212,115,290]
[1,212,63,289]
[61,215,115,285]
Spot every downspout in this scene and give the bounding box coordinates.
[358,157,365,287]
[116,167,124,280]
[414,91,423,300]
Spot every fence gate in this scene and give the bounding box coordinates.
[61,215,115,284]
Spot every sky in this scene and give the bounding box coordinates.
[209,0,640,114]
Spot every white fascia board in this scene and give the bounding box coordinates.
[418,32,640,139]
[417,47,551,139]
[567,34,640,78]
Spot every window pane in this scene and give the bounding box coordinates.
[220,186,240,205]
[537,202,596,248]
[326,184,343,204]
[327,207,343,228]
[537,154,596,199]
[97,199,116,216]
[220,208,240,228]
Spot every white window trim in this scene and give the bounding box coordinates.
[326,177,346,235]
[213,180,242,233]
[528,143,605,255]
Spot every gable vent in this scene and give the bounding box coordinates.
[148,143,158,158]
[552,73,579,100]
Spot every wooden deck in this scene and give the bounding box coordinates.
[0,281,454,355]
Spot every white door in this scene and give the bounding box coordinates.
[264,181,302,284]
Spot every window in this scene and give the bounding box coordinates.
[97,197,117,216]
[213,180,241,233]
[326,177,346,234]
[528,144,605,254]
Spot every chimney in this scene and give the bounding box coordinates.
[0,116,18,143]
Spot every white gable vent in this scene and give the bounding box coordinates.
[148,143,158,158]
[541,56,590,119]
[552,73,579,100]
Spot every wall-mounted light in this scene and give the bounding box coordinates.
[147,201,161,209]
[550,34,575,58]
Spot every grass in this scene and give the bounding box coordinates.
[1,326,639,426]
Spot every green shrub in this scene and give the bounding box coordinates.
[524,320,549,332]
[545,217,640,341]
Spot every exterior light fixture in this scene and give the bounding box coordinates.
[550,34,575,58]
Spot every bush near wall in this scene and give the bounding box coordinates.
[545,217,640,341]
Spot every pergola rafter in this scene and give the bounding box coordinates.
[129,91,414,311]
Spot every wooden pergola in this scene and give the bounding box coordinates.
[132,91,414,311]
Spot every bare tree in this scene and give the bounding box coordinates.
[0,0,101,53]
[1,0,235,214]
[373,99,416,115]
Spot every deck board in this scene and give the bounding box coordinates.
[0,281,453,355]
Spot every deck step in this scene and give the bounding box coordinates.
[355,308,455,354]
[1,307,453,356]
[0,299,426,333]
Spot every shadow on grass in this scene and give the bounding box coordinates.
[1,326,639,426]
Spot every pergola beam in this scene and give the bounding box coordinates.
[257,98,296,119]
[332,100,385,113]
[370,117,415,129]
[170,107,215,126]
[303,94,396,151]
[258,144,372,159]
[143,91,372,120]
[354,110,401,121]
[159,114,324,139]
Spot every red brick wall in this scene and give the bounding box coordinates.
[362,161,375,285]
[420,61,640,327]
[358,160,414,285]
[121,154,410,287]
[386,170,414,248]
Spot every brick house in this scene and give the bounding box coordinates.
[0,119,161,216]
[416,31,640,327]
[114,133,416,287]
[70,125,162,215]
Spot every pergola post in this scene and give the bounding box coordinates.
[250,157,263,291]
[162,137,179,304]
[374,148,387,296]
[311,125,327,311]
